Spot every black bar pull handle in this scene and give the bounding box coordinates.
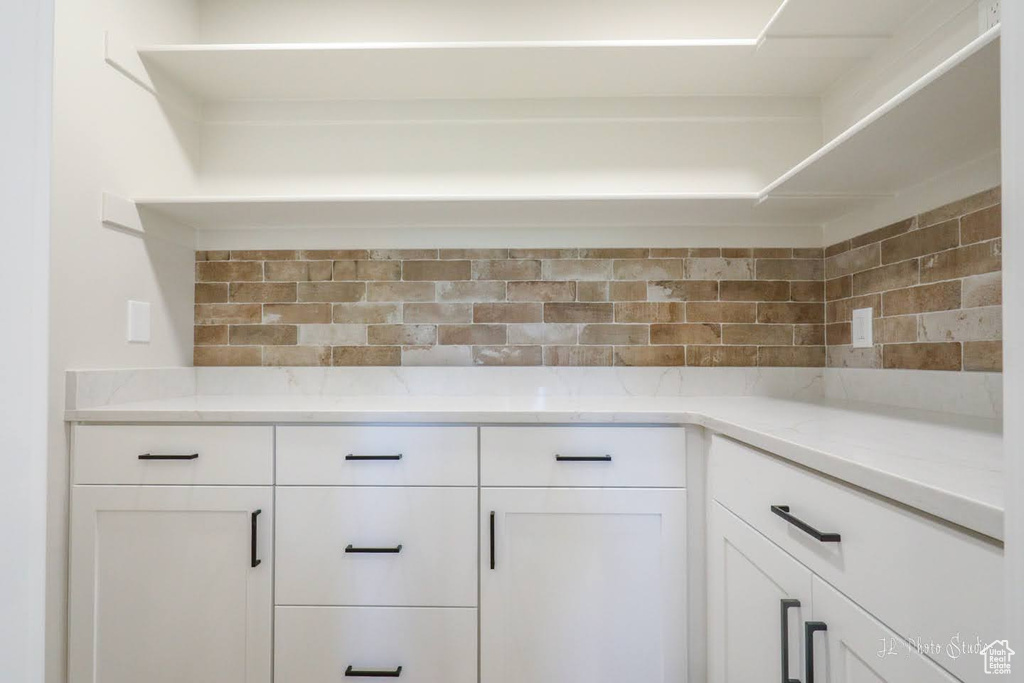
[489,511,495,570]
[771,505,841,543]
[251,510,262,568]
[781,599,801,683]
[555,454,612,462]
[345,666,403,678]
[345,544,403,554]
[805,622,827,683]
[138,453,199,460]
[346,454,403,461]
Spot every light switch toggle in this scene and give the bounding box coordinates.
[852,308,873,348]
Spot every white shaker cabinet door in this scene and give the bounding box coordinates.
[808,576,960,683]
[707,501,813,683]
[481,487,687,683]
[69,486,273,683]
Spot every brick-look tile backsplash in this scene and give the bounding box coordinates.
[192,188,1001,370]
[824,187,1002,372]
[194,247,827,367]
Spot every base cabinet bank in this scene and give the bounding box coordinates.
[68,423,1000,683]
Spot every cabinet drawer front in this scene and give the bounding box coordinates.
[277,426,476,486]
[275,606,476,683]
[276,487,477,607]
[73,425,273,485]
[709,435,1003,683]
[481,426,686,487]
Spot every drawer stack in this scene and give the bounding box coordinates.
[274,426,478,683]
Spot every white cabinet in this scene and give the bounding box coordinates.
[807,577,959,683]
[481,487,688,683]
[707,501,812,683]
[69,486,273,683]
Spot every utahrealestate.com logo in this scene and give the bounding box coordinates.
[980,640,1014,675]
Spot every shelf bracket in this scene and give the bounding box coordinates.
[101,192,144,236]
[103,31,200,120]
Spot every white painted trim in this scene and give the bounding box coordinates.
[100,192,144,235]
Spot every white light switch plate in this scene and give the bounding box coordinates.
[127,300,151,343]
[851,307,873,348]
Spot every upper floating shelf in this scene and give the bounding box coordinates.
[763,27,1002,199]
[137,37,885,102]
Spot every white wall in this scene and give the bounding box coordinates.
[1000,0,1023,674]
[0,1,53,682]
[47,1,202,681]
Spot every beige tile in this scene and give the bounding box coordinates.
[263,346,331,367]
[195,283,228,304]
[438,324,507,345]
[850,260,919,296]
[824,243,879,279]
[825,240,851,258]
[917,306,1002,342]
[297,324,367,345]
[196,261,263,282]
[230,250,296,261]
[826,294,881,323]
[609,281,648,301]
[826,345,882,369]
[791,281,825,302]
[473,345,543,366]
[196,250,230,261]
[543,302,613,323]
[508,248,578,259]
[265,261,333,282]
[437,281,506,302]
[440,249,508,260]
[757,258,824,281]
[687,302,756,323]
[229,282,297,303]
[647,280,719,302]
[825,276,852,301]
[263,303,332,324]
[826,322,851,346]
[368,324,437,345]
[918,186,1000,226]
[874,316,918,344]
[332,346,401,366]
[883,342,961,371]
[544,346,613,366]
[720,248,752,258]
[650,323,721,345]
[757,302,824,324]
[542,259,614,281]
[882,281,961,316]
[507,281,576,302]
[613,259,683,280]
[194,325,227,346]
[961,205,1001,245]
[367,282,434,302]
[368,249,437,260]
[614,302,685,323]
[964,341,1002,372]
[300,250,369,260]
[722,324,793,345]
[753,248,792,258]
[581,248,649,258]
[881,220,959,264]
[194,346,261,366]
[471,259,541,280]
[685,258,753,280]
[687,345,757,367]
[576,281,609,302]
[508,323,577,345]
[229,325,297,346]
[795,324,825,346]
[297,282,366,302]
[401,345,473,366]
[579,324,649,345]
[614,346,687,366]
[402,260,471,281]
[920,240,1001,283]
[402,303,472,323]
[758,346,825,367]
[962,272,1002,308]
[719,280,789,301]
[793,248,824,259]
[332,260,401,281]
[194,304,262,325]
[333,303,403,324]
[473,303,543,323]
[850,217,915,249]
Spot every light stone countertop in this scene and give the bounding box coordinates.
[66,393,1004,541]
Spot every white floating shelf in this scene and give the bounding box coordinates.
[136,37,884,102]
[763,0,931,39]
[762,27,1002,200]
[132,193,864,231]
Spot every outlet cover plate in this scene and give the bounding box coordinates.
[127,300,151,343]
[852,308,873,348]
